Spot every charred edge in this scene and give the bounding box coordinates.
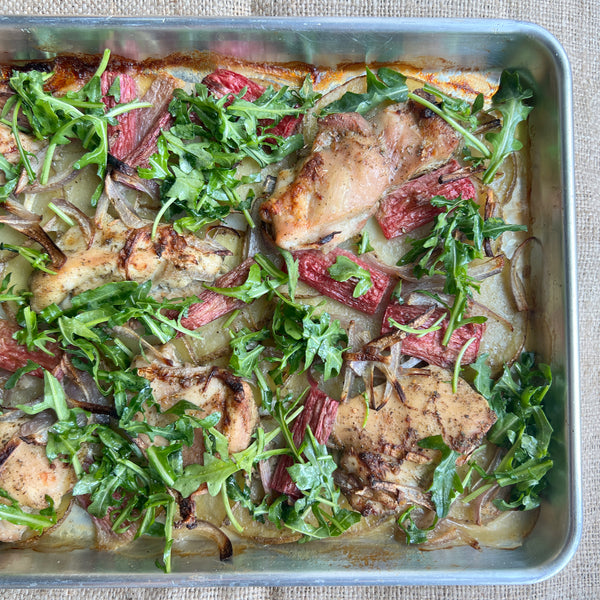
[344,350,390,364]
[316,231,341,246]
[393,381,407,403]
[215,368,246,404]
[175,494,198,530]
[107,154,137,177]
[484,190,496,258]
[0,437,20,467]
[68,398,118,417]
[410,89,442,119]
[119,227,148,278]
[263,175,277,195]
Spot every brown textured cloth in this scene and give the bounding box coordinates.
[1,0,598,598]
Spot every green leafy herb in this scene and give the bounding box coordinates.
[418,435,462,518]
[140,77,320,232]
[270,300,347,382]
[320,67,408,116]
[4,359,41,389]
[327,255,373,298]
[4,50,151,204]
[0,242,57,274]
[398,195,525,344]
[397,506,436,544]
[481,71,534,183]
[0,488,57,534]
[470,352,553,510]
[0,155,19,200]
[228,327,269,378]
[357,228,374,255]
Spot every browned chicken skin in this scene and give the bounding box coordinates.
[260,95,460,251]
[377,95,461,187]
[29,219,230,311]
[0,437,76,542]
[260,112,389,251]
[330,367,496,516]
[137,363,259,458]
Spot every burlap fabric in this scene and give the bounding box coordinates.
[1,0,597,598]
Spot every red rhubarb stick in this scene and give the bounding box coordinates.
[101,71,140,160]
[382,302,484,369]
[177,258,254,330]
[0,319,62,375]
[270,386,339,500]
[294,248,391,315]
[376,161,477,239]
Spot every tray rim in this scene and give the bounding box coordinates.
[0,15,581,587]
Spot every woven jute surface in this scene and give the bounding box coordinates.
[1,0,598,598]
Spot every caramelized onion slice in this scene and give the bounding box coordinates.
[0,199,66,268]
[48,198,94,248]
[509,237,540,312]
[104,175,146,229]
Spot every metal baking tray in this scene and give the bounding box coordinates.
[0,17,580,587]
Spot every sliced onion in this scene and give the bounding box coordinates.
[48,198,95,248]
[438,164,485,184]
[104,175,147,229]
[0,199,66,268]
[111,168,160,205]
[176,517,233,561]
[509,237,540,312]
[60,358,116,416]
[94,190,110,229]
[18,410,56,444]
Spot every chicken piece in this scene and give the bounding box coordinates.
[260,112,390,251]
[330,368,496,516]
[137,363,258,458]
[260,94,460,252]
[0,437,76,542]
[29,219,230,311]
[332,366,496,457]
[376,93,461,187]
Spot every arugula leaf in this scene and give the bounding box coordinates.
[357,228,374,255]
[399,195,525,344]
[397,506,437,544]
[328,255,373,298]
[0,154,19,199]
[482,71,534,184]
[0,242,56,274]
[270,301,347,382]
[4,359,41,389]
[228,327,269,378]
[320,67,408,116]
[140,77,319,231]
[469,352,553,511]
[280,249,299,302]
[0,488,56,534]
[418,435,462,518]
